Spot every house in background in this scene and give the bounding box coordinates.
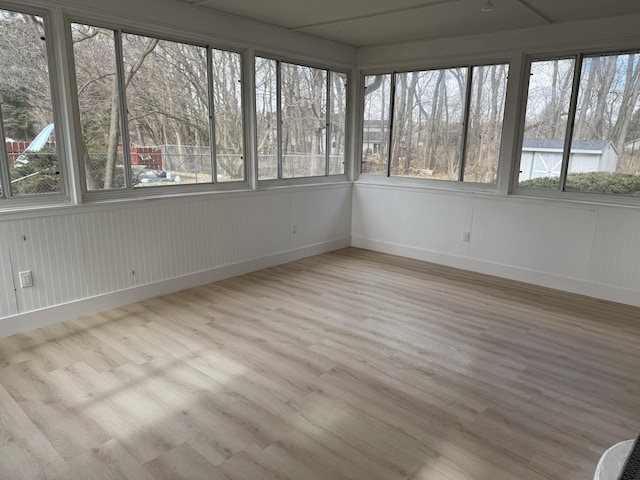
[519,138,618,181]
[362,119,388,156]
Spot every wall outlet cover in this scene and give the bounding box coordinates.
[19,271,34,288]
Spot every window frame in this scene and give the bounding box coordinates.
[358,60,510,189]
[512,49,640,204]
[67,18,250,203]
[254,53,349,186]
[0,4,70,207]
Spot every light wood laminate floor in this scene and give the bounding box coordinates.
[0,248,639,480]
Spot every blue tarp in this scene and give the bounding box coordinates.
[14,123,55,167]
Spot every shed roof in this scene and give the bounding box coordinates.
[522,138,614,153]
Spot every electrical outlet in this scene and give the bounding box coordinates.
[19,270,33,288]
[462,230,471,242]
[291,224,297,235]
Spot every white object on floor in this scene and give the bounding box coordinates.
[594,439,635,480]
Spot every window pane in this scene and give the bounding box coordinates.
[362,74,391,175]
[256,57,278,180]
[390,68,467,180]
[567,53,640,195]
[72,24,125,190]
[463,64,509,183]
[122,33,210,187]
[0,10,60,196]
[519,58,575,189]
[329,71,347,175]
[281,63,327,178]
[212,49,244,182]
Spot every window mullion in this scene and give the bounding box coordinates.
[501,53,528,195]
[386,72,397,178]
[0,105,10,198]
[560,54,583,192]
[57,13,86,203]
[207,46,217,184]
[243,48,257,189]
[114,30,133,189]
[459,66,474,182]
[276,61,283,180]
[325,70,331,177]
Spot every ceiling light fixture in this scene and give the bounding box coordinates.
[481,0,494,12]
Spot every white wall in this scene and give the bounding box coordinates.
[352,183,640,307]
[0,184,352,337]
[0,232,18,319]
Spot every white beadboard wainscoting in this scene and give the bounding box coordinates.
[0,184,352,337]
[352,182,640,307]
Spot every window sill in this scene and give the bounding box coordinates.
[0,179,354,221]
[81,180,252,203]
[355,174,500,195]
[354,176,640,212]
[511,187,640,210]
[0,194,72,218]
[257,174,348,190]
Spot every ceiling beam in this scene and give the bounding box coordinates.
[290,0,463,31]
[515,0,552,24]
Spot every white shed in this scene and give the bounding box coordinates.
[519,139,618,182]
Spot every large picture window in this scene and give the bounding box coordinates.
[519,52,640,196]
[0,9,61,198]
[71,23,244,192]
[255,57,347,180]
[361,64,509,184]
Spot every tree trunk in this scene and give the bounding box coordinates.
[103,37,159,188]
[575,60,595,139]
[592,57,617,138]
[104,74,120,189]
[612,54,640,151]
[402,72,418,172]
[391,74,407,174]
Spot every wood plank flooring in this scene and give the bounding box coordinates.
[0,247,639,480]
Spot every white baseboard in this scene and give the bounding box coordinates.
[351,236,640,308]
[0,237,350,338]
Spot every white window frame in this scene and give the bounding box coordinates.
[358,61,511,190]
[0,4,70,208]
[254,54,349,186]
[512,49,640,206]
[67,19,250,203]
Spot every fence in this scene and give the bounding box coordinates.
[258,154,344,178]
[162,145,243,180]
[6,141,342,179]
[115,145,163,169]
[5,141,55,164]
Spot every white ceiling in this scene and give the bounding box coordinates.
[174,0,640,47]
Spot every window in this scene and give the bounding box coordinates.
[362,74,391,175]
[255,57,347,180]
[0,8,61,198]
[390,68,467,181]
[212,49,244,182]
[519,52,640,196]
[361,64,509,184]
[329,71,347,175]
[71,23,244,192]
